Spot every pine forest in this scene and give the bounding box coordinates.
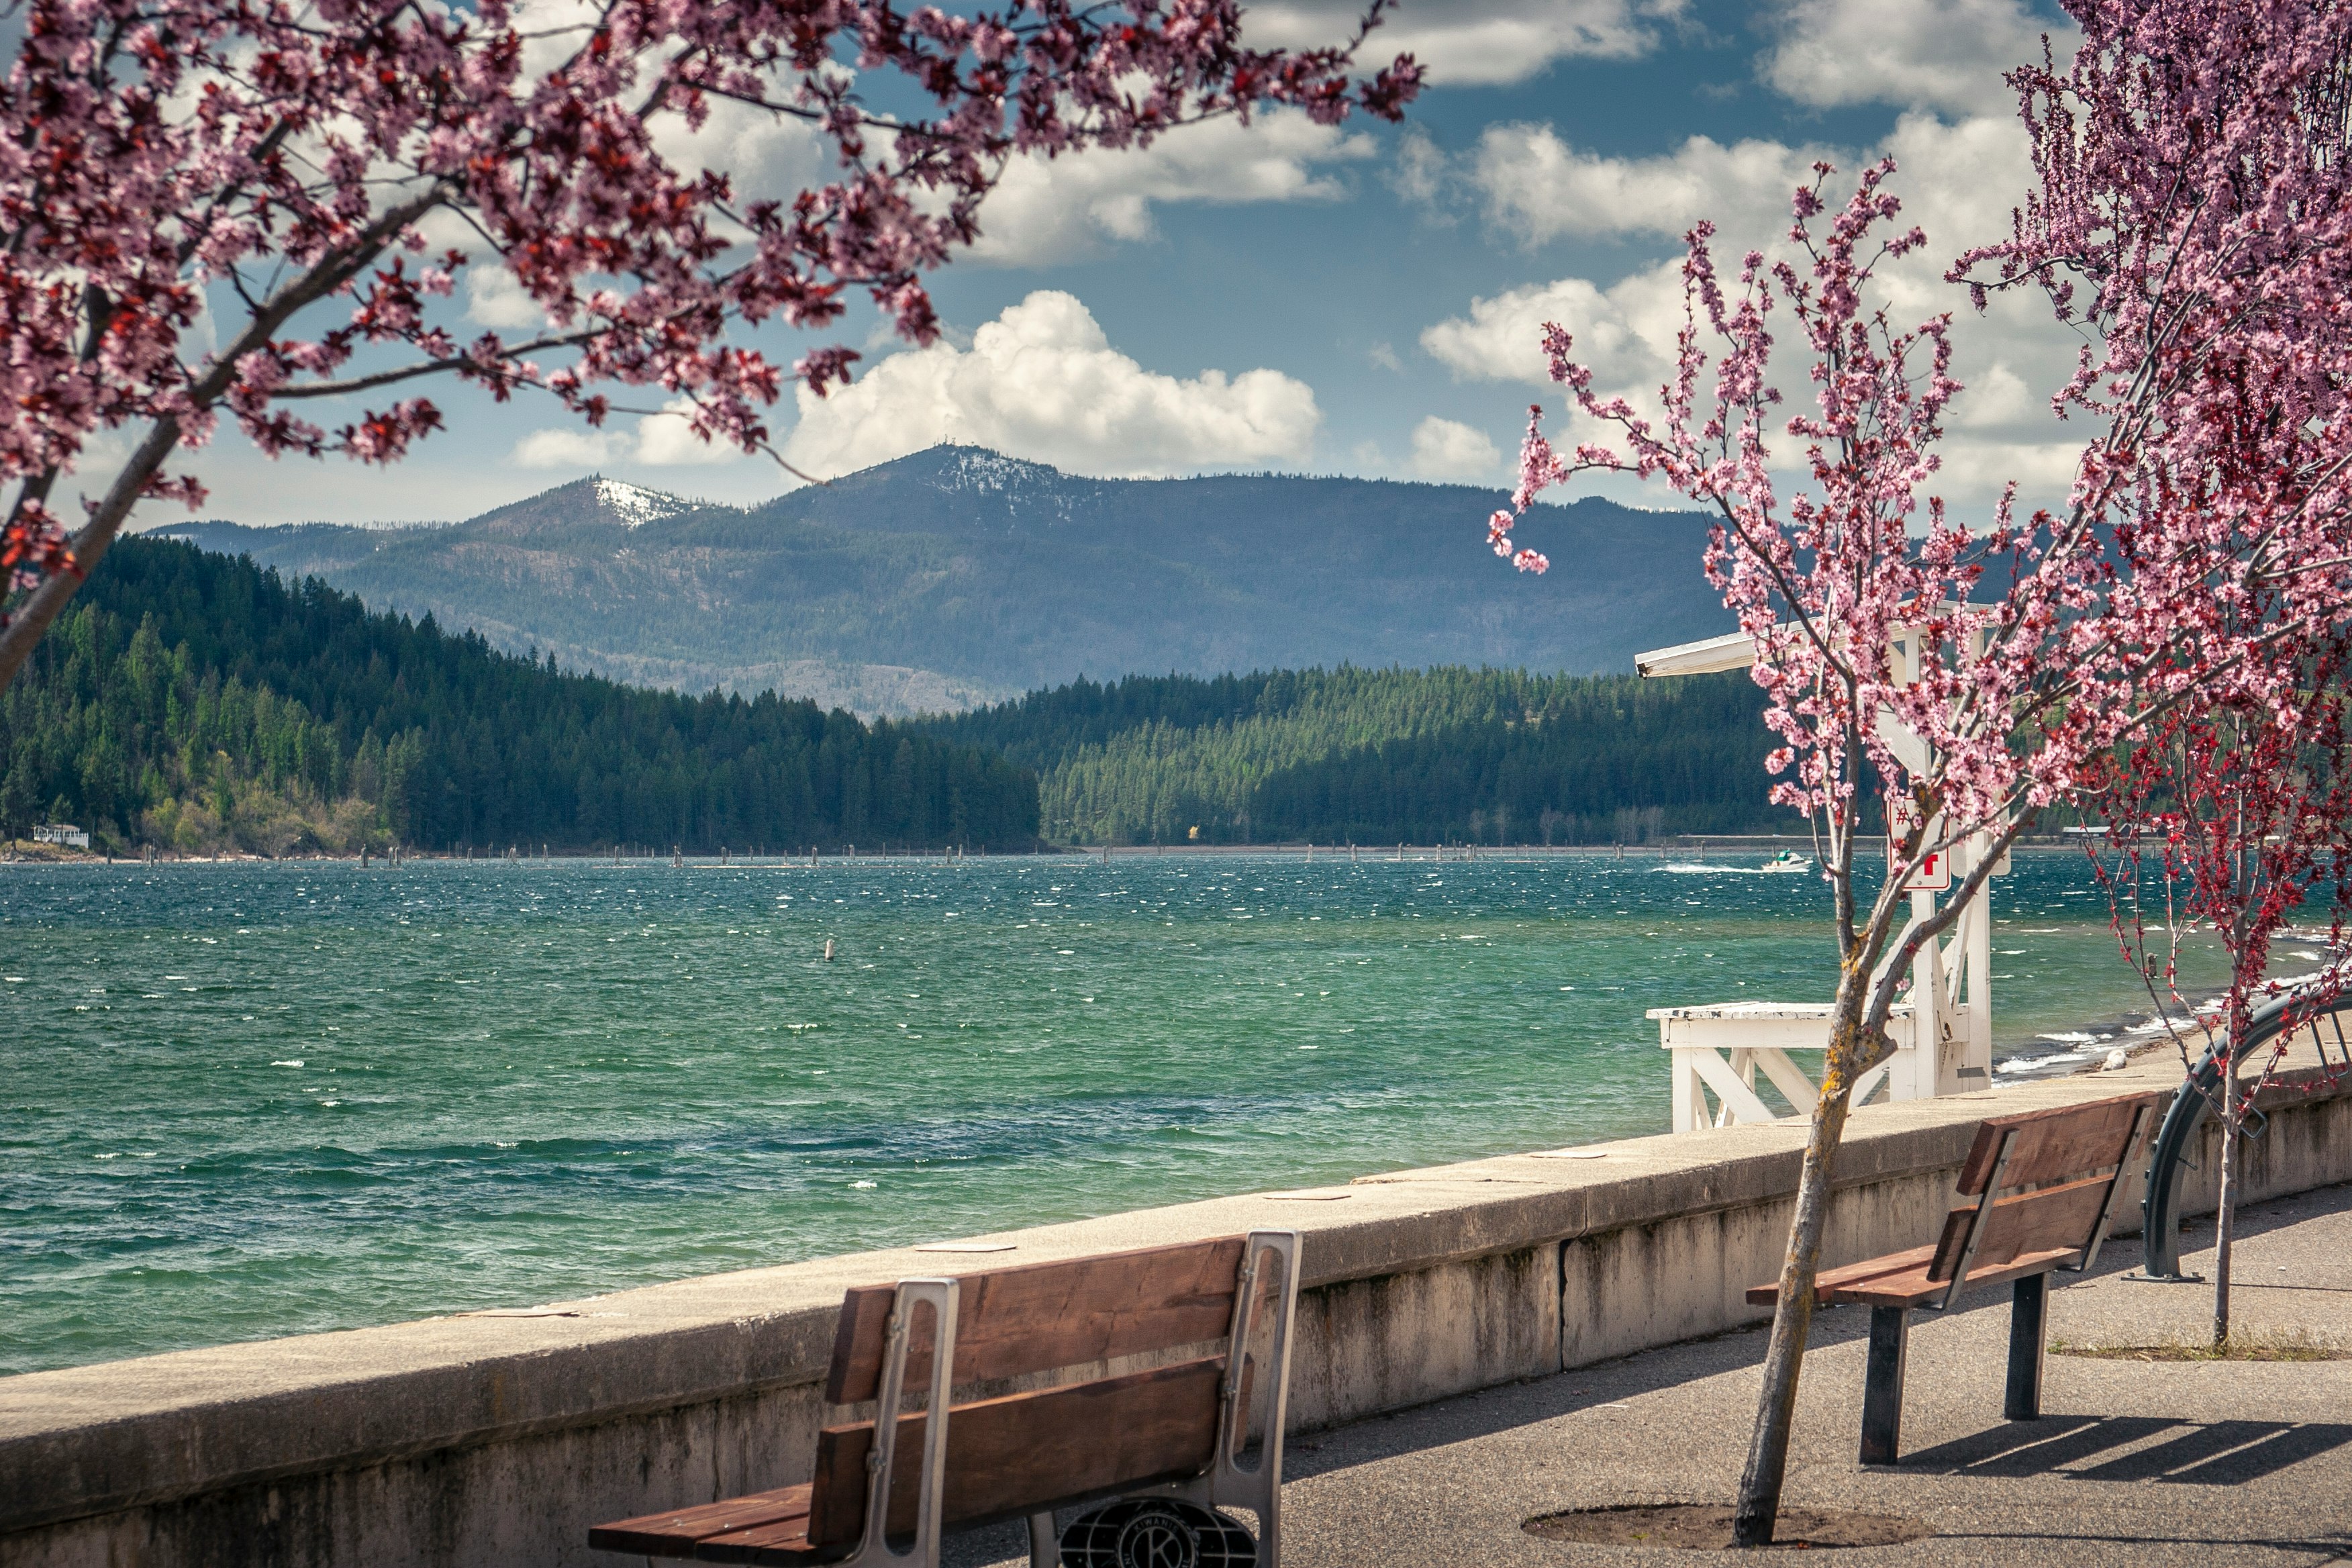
[0,539,1808,856]
[923,667,1803,846]
[0,538,1041,855]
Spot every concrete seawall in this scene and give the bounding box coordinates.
[7,1044,2350,1568]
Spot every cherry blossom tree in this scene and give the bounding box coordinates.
[1493,161,2167,1547]
[0,0,1418,688]
[2088,634,2352,1348]
[1484,0,2352,1542]
[1961,0,2352,1359]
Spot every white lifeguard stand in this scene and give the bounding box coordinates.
[1634,630,2002,1132]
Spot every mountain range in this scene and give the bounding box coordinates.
[153,446,1737,715]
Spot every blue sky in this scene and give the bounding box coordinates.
[166,0,2084,526]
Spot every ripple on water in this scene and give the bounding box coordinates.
[0,852,2221,1372]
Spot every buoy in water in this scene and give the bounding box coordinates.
[824,938,837,962]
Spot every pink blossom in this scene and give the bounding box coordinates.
[1481,142,2352,1133]
[0,0,1421,673]
[1952,0,2352,1057]
[1476,16,2352,1532]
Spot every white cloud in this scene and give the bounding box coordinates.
[505,0,612,80]
[512,427,624,469]
[1411,417,1502,481]
[783,291,1320,480]
[1877,110,2045,287]
[968,111,1373,267]
[1761,0,2067,115]
[510,400,749,470]
[647,91,828,213]
[1368,342,1404,373]
[1953,362,2035,430]
[405,206,475,264]
[1421,270,1677,390]
[182,293,219,363]
[466,266,545,330]
[1417,109,2079,507]
[634,403,746,468]
[1937,436,2083,498]
[1459,125,1828,244]
[1245,0,1687,87]
[1426,113,2045,391]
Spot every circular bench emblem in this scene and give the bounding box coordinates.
[1059,1498,1256,1568]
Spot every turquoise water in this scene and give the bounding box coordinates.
[0,850,2216,1375]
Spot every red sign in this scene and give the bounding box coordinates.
[1885,797,1952,890]
[1903,847,1953,891]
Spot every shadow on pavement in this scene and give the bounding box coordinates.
[1929,1530,2352,1557]
[1904,1414,2352,1483]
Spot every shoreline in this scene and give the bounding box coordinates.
[0,837,2108,865]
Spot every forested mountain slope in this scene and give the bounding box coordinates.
[154,448,1736,709]
[924,667,1804,845]
[0,538,1038,854]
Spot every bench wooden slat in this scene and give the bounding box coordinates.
[1928,1171,2112,1279]
[1825,1246,2083,1308]
[586,1484,812,1557]
[826,1236,1246,1404]
[805,1357,1224,1547]
[1745,1244,2087,1309]
[1745,1244,1939,1305]
[694,1516,829,1565]
[1954,1093,2155,1193]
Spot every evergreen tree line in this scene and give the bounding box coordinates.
[923,666,1804,844]
[0,538,1040,854]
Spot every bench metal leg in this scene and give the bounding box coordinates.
[1028,1510,1058,1568]
[2005,1274,2049,1420]
[1860,1306,1910,1465]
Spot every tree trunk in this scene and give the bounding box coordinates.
[1732,1010,1861,1547]
[2213,1069,2240,1347]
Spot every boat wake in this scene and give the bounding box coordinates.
[1655,862,1814,876]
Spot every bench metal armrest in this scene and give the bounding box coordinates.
[1145,1229,1301,1567]
[847,1277,960,1568]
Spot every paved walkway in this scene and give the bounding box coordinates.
[959,1181,2352,1565]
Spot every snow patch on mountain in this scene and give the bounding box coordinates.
[592,477,694,528]
[930,448,1065,495]
[905,446,1077,528]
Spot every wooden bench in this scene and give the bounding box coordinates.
[1746,1093,2157,1465]
[591,1230,1300,1567]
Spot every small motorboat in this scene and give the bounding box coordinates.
[1759,850,1814,873]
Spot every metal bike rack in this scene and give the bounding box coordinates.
[2139,983,2350,1279]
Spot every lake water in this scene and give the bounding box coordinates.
[0,850,2226,1375]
